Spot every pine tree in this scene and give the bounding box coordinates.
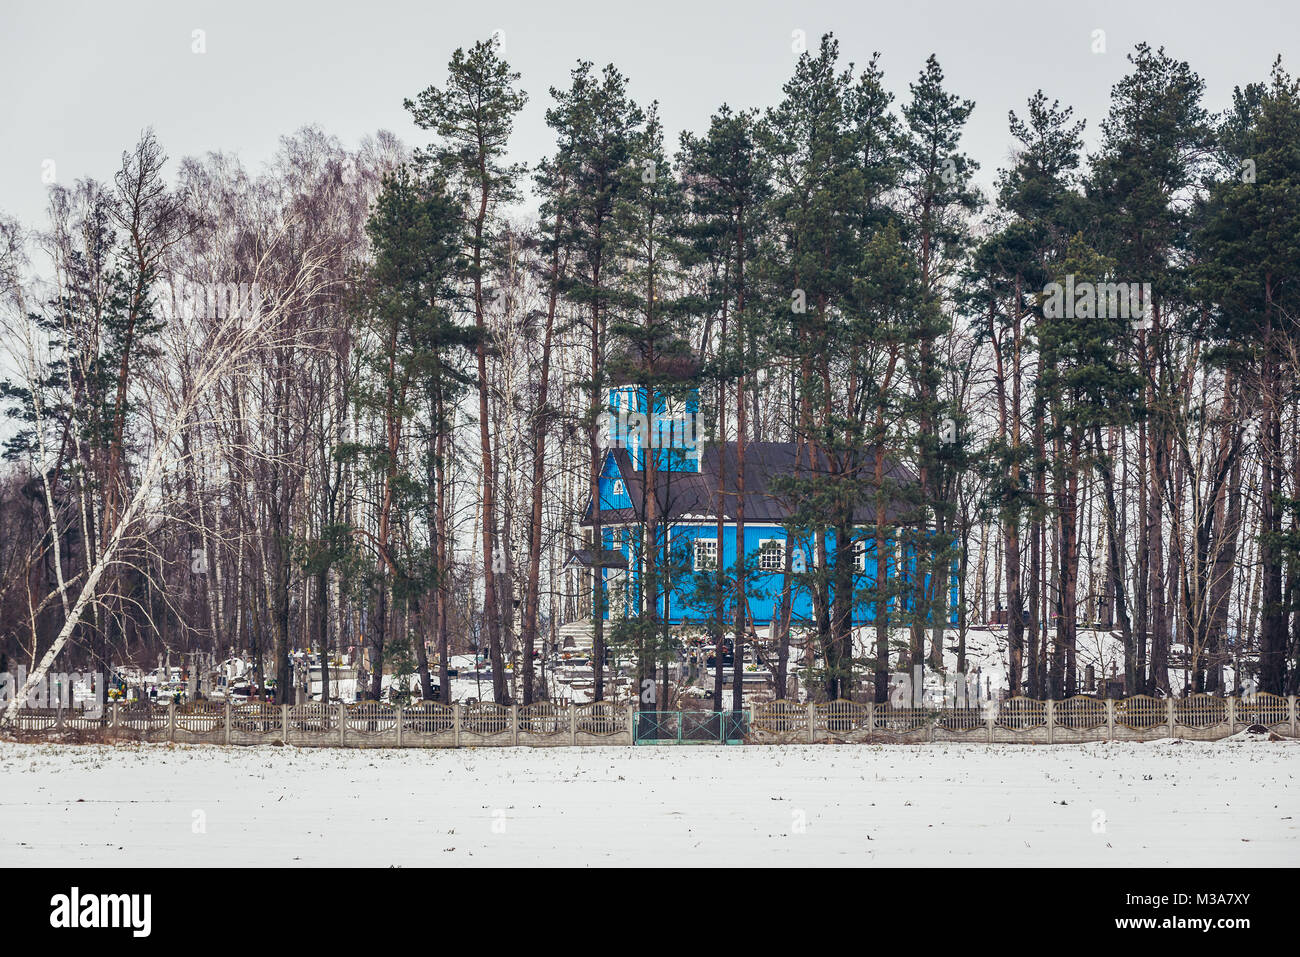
[899,53,980,680]
[1199,58,1300,694]
[552,61,644,701]
[517,72,583,706]
[608,102,698,712]
[405,35,528,703]
[758,36,913,701]
[1087,43,1212,693]
[682,101,769,710]
[1038,235,1143,696]
[974,91,1090,696]
[347,166,472,700]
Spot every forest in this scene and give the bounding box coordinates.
[1,32,1298,713]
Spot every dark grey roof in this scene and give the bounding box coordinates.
[583,441,917,527]
[564,548,629,569]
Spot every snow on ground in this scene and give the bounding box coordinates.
[1,739,1296,866]
[764,626,1134,700]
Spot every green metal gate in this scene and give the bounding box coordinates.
[634,710,749,745]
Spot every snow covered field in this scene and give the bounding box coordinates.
[1,739,1296,866]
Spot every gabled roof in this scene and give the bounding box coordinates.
[582,441,918,527]
[564,549,629,570]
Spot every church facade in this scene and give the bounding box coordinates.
[567,381,958,630]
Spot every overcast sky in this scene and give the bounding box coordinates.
[4,0,1299,230]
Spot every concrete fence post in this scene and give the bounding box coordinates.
[1105,699,1115,741]
[168,701,176,742]
[224,701,232,745]
[865,701,874,740]
[568,704,577,746]
[625,703,635,745]
[806,702,816,744]
[985,702,994,743]
[1046,699,1055,745]
[1226,696,1236,733]
[511,705,519,746]
[1167,697,1176,740]
[337,702,346,746]
[281,703,290,742]
[395,704,403,747]
[111,700,121,734]
[1290,696,1298,737]
[453,703,461,748]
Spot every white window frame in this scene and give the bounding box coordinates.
[693,537,718,571]
[612,479,625,497]
[853,540,867,572]
[758,538,784,571]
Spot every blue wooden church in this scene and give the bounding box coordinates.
[567,375,958,632]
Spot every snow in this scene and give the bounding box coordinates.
[1,738,1295,866]
[748,626,1139,701]
[927,626,1231,697]
[1225,726,1289,742]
